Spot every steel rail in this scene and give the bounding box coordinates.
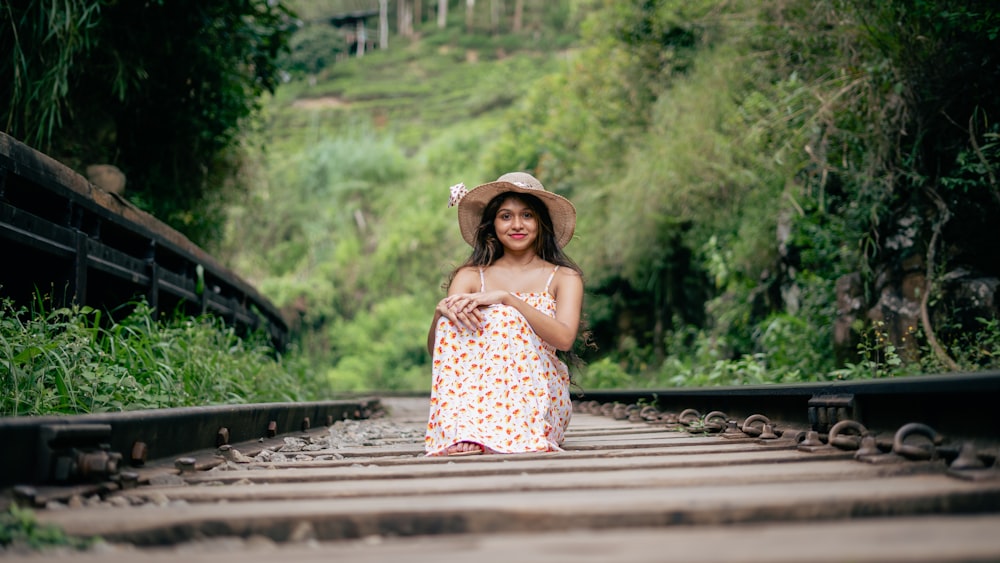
[0,398,383,488]
[2,373,995,493]
[573,370,1000,443]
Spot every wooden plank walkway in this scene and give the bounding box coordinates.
[9,397,1000,562]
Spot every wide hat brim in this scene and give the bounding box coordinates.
[457,175,576,248]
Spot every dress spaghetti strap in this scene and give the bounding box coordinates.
[544,266,560,294]
[478,268,486,292]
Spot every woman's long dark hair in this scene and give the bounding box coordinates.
[462,192,581,273]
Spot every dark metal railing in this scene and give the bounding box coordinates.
[0,132,288,349]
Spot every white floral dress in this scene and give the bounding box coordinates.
[425,266,572,455]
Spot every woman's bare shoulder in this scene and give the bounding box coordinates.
[551,265,583,296]
[453,265,481,278]
[449,266,481,293]
[555,265,582,281]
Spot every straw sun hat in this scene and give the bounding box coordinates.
[448,172,576,248]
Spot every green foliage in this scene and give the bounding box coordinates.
[755,310,835,380]
[1,0,297,245]
[666,353,773,387]
[577,357,633,390]
[227,0,1000,392]
[485,0,719,182]
[281,22,351,77]
[489,2,798,368]
[0,0,103,149]
[285,0,377,22]
[485,0,1000,385]
[325,294,433,391]
[7,0,998,396]
[220,15,577,389]
[830,321,909,380]
[1,505,96,552]
[0,296,327,417]
[935,317,1000,372]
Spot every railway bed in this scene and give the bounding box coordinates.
[3,374,1000,562]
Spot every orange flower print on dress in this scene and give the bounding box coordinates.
[424,289,572,456]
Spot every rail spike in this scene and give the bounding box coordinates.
[892,422,944,461]
[741,414,771,437]
[827,419,868,451]
[702,411,728,433]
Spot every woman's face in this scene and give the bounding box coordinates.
[493,196,538,252]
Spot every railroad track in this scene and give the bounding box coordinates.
[3,374,1000,562]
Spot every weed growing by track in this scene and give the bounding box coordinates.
[0,505,98,553]
[0,296,326,416]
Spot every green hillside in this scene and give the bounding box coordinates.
[222,0,1000,393]
[2,0,998,410]
[220,2,584,392]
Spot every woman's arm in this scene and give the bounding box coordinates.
[426,267,482,355]
[441,268,583,351]
[504,269,582,351]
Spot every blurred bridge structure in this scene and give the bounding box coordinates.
[297,0,385,56]
[0,132,289,350]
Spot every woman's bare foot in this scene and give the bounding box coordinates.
[445,441,484,456]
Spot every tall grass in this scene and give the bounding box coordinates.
[0,295,327,417]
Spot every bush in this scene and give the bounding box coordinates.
[0,296,328,416]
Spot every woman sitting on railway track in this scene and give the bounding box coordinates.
[425,172,585,456]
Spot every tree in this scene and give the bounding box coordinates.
[398,0,414,37]
[1,0,296,245]
[438,0,448,28]
[381,0,390,48]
